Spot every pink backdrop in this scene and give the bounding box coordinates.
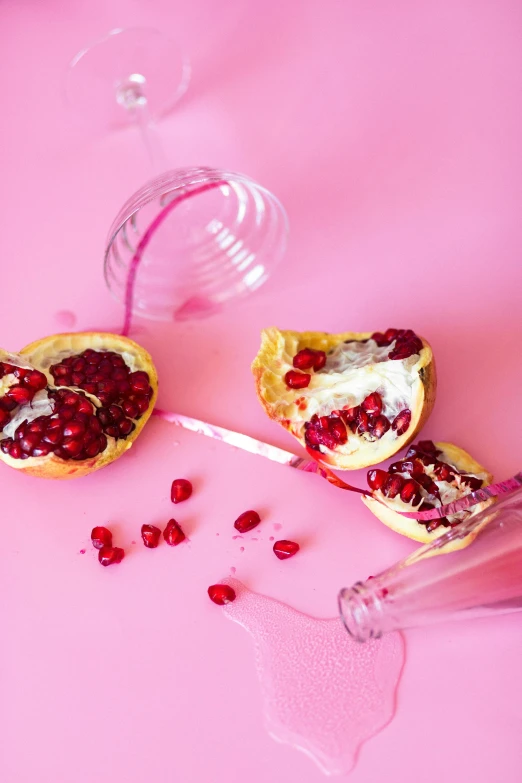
[1,1,522,781]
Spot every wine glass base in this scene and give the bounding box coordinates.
[66,27,191,130]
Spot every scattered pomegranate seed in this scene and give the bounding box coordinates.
[98,546,125,566]
[171,478,193,504]
[163,519,186,546]
[367,468,388,492]
[91,526,112,550]
[234,510,261,533]
[285,370,311,389]
[208,584,236,605]
[273,540,300,559]
[141,524,161,548]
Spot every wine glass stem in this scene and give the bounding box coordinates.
[130,103,167,173]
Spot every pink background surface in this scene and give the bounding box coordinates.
[1,1,522,781]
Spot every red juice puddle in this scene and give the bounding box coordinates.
[221,578,405,776]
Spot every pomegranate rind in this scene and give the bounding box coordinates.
[362,441,494,549]
[0,332,158,479]
[251,327,436,470]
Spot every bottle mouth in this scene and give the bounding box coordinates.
[338,582,384,643]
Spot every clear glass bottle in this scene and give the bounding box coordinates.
[338,487,522,641]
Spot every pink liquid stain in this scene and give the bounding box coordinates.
[273,523,282,531]
[54,310,77,329]
[79,549,86,555]
[232,535,243,540]
[230,566,237,575]
[269,536,275,541]
[222,578,405,776]
[239,547,245,553]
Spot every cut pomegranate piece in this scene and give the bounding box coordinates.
[141,524,161,548]
[234,510,261,533]
[273,539,300,559]
[284,370,311,390]
[362,440,493,546]
[208,584,236,605]
[98,546,125,566]
[91,526,113,550]
[0,333,158,479]
[171,478,193,504]
[253,327,435,469]
[163,519,186,546]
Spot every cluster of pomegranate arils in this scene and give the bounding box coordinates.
[304,393,412,453]
[0,362,47,433]
[367,439,483,533]
[283,329,424,453]
[90,478,193,566]
[89,476,300,604]
[0,350,154,462]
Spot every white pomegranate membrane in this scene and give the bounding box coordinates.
[0,349,153,462]
[286,329,424,458]
[367,440,488,534]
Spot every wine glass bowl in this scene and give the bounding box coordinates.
[104,167,289,322]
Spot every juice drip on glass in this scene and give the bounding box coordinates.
[222,578,405,776]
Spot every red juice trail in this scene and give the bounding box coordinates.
[121,180,227,337]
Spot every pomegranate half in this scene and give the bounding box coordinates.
[252,327,436,469]
[0,332,158,479]
[363,439,493,545]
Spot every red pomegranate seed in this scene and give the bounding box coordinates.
[91,526,113,550]
[6,386,33,405]
[369,415,390,439]
[371,332,388,346]
[312,351,326,371]
[98,546,125,566]
[171,478,193,504]
[293,348,318,370]
[22,370,47,391]
[384,328,399,343]
[383,474,404,499]
[0,409,10,429]
[273,539,300,560]
[329,419,348,444]
[400,479,420,503]
[208,584,236,605]
[163,519,186,546]
[391,409,411,436]
[234,510,261,533]
[367,468,388,492]
[341,407,358,423]
[460,475,483,491]
[434,462,454,482]
[356,409,369,434]
[362,392,382,416]
[285,370,311,389]
[141,524,161,548]
[417,440,438,455]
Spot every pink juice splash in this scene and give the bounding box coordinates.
[221,578,405,776]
